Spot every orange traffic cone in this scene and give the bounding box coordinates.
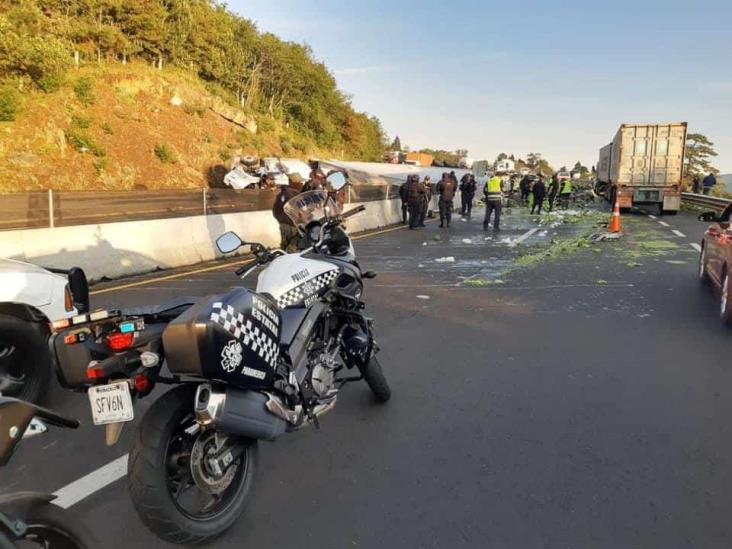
[608,198,622,233]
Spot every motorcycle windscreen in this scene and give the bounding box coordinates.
[163,288,281,390]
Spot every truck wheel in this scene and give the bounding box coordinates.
[0,314,51,403]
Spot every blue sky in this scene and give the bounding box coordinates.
[229,0,731,172]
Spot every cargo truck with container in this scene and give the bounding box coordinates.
[595,122,687,214]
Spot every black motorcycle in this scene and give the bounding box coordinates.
[0,397,98,548]
[50,173,390,544]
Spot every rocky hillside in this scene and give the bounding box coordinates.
[0,64,332,191]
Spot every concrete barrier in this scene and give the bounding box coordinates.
[0,198,405,281]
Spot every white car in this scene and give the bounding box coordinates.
[0,258,89,402]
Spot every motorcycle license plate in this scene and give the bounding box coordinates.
[88,382,134,426]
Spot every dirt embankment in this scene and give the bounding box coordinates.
[0,65,315,192]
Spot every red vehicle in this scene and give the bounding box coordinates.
[699,205,732,323]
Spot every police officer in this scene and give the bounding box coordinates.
[559,176,573,208]
[547,174,560,212]
[460,173,477,216]
[303,168,326,192]
[272,173,302,252]
[483,172,504,231]
[399,177,409,224]
[531,176,546,215]
[405,174,425,229]
[419,176,432,227]
[437,173,457,228]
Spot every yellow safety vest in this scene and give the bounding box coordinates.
[561,179,573,194]
[484,176,502,199]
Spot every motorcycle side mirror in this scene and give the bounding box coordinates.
[327,170,347,191]
[67,267,90,314]
[216,231,243,254]
[698,211,719,222]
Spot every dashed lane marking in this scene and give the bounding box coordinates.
[672,229,686,238]
[648,214,657,219]
[690,243,702,252]
[658,221,670,227]
[53,454,129,509]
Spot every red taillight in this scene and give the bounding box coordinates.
[106,332,134,352]
[134,374,150,393]
[86,365,106,379]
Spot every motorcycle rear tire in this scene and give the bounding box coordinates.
[128,385,258,545]
[360,356,391,403]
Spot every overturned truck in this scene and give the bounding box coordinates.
[595,122,687,214]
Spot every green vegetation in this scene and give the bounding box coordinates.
[0,85,17,121]
[101,122,114,135]
[0,0,387,161]
[67,113,105,156]
[515,233,594,268]
[73,76,95,106]
[154,144,176,164]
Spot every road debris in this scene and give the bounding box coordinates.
[435,256,455,263]
[463,279,505,287]
[416,295,430,300]
[461,238,472,244]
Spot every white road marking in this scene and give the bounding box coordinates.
[53,454,128,509]
[648,214,657,219]
[509,228,539,247]
[690,243,702,252]
[657,221,670,227]
[672,229,686,238]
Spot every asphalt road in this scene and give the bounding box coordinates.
[6,204,732,548]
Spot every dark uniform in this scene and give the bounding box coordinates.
[303,168,326,192]
[460,174,477,216]
[437,175,457,227]
[405,175,426,229]
[547,176,559,212]
[399,179,409,223]
[419,177,432,227]
[272,180,301,252]
[531,178,546,215]
[519,175,531,203]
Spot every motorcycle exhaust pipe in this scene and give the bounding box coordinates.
[194,384,287,441]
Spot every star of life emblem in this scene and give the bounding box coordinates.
[301,281,315,295]
[221,340,243,373]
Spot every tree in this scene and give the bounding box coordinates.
[686,133,718,177]
[509,154,515,161]
[526,152,541,169]
[455,148,468,157]
[390,136,402,151]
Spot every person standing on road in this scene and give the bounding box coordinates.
[531,176,546,215]
[437,172,457,228]
[272,174,302,252]
[459,173,477,216]
[483,172,504,231]
[692,175,701,194]
[703,172,717,195]
[559,176,573,208]
[418,176,432,227]
[399,178,409,224]
[519,174,531,204]
[547,174,560,212]
[449,171,458,187]
[405,174,425,230]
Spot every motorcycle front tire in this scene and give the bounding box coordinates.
[360,356,391,403]
[128,385,258,545]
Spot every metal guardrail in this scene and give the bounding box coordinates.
[681,192,732,211]
[0,183,401,231]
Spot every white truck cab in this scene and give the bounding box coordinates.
[0,258,89,402]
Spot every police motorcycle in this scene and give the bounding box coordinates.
[0,397,99,548]
[48,170,390,544]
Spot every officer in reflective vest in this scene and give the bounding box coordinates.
[483,173,504,231]
[559,177,573,208]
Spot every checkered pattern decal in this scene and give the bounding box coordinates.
[276,269,339,309]
[210,302,278,368]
